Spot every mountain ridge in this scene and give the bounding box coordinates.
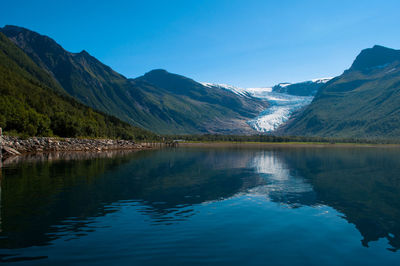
[0,25,268,134]
[0,31,156,139]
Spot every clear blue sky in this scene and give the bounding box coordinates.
[2,0,400,87]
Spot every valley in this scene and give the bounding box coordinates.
[0,25,399,141]
[2,2,400,265]
[207,79,330,133]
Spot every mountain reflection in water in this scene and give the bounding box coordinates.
[1,147,400,264]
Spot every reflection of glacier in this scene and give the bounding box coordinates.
[246,91,313,132]
[252,151,291,181]
[249,151,315,206]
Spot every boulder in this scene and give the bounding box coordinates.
[2,146,21,156]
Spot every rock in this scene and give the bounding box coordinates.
[2,146,21,156]
[0,135,148,156]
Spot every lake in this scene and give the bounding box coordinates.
[1,146,400,265]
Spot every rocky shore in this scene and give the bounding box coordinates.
[0,136,152,157]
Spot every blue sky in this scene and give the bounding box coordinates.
[1,0,400,87]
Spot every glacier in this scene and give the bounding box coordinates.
[202,81,316,133]
[246,91,313,132]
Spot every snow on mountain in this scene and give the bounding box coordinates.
[277,82,291,87]
[272,78,333,96]
[201,82,251,97]
[311,77,333,83]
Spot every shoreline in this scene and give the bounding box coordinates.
[0,135,157,159]
[2,136,399,160]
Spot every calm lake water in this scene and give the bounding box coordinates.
[1,146,400,265]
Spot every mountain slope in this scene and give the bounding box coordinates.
[136,70,265,119]
[0,32,155,140]
[281,45,400,139]
[1,25,267,134]
[1,25,143,123]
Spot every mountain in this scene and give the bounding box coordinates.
[350,45,400,71]
[201,82,252,98]
[131,70,268,134]
[0,32,156,140]
[1,25,267,134]
[272,78,332,96]
[205,79,328,133]
[231,78,331,99]
[134,70,263,119]
[198,80,330,133]
[0,25,150,125]
[280,45,400,139]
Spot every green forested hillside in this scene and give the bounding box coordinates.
[0,25,267,134]
[0,32,157,140]
[281,45,400,139]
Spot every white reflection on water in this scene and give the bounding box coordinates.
[248,151,313,201]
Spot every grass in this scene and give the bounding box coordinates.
[175,140,400,147]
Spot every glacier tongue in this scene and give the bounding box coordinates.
[202,81,315,133]
[246,91,313,132]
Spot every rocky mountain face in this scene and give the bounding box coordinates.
[280,45,400,139]
[1,25,267,135]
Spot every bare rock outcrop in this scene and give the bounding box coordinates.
[1,136,151,157]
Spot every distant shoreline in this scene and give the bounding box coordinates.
[177,141,400,148]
